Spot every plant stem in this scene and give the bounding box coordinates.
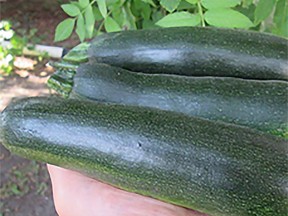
[96,9,113,35]
[80,0,97,15]
[90,0,97,5]
[197,1,205,27]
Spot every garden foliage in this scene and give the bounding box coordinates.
[54,0,288,42]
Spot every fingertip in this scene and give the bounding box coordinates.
[47,164,69,176]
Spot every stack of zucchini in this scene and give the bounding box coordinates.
[1,27,288,216]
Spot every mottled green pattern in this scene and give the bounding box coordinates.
[88,27,288,81]
[63,42,90,63]
[70,63,288,138]
[1,97,287,216]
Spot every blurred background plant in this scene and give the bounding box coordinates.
[0,20,19,75]
[54,0,288,42]
[0,20,48,77]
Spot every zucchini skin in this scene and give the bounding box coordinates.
[88,27,288,81]
[62,42,90,63]
[71,63,288,138]
[1,97,287,216]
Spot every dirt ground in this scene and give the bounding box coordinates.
[0,1,80,215]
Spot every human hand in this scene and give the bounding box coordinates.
[47,164,208,216]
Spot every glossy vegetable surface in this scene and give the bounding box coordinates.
[48,63,288,138]
[1,97,287,216]
[88,27,288,81]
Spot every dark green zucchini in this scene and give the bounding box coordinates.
[88,27,288,81]
[0,97,287,216]
[48,63,288,139]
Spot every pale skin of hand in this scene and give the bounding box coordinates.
[47,164,208,216]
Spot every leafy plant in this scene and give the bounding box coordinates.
[0,21,17,75]
[0,20,49,76]
[54,0,287,42]
[0,20,32,76]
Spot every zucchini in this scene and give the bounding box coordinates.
[88,27,288,81]
[62,42,90,63]
[1,97,287,216]
[46,42,89,83]
[48,63,288,138]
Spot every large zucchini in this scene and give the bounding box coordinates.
[0,97,287,216]
[88,27,288,81]
[0,98,288,216]
[48,63,288,138]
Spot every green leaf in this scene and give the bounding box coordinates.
[185,0,198,4]
[70,1,81,8]
[152,10,165,22]
[79,0,90,8]
[85,4,95,38]
[131,0,151,19]
[160,0,181,13]
[201,0,241,9]
[131,0,142,17]
[112,8,125,26]
[242,0,253,8]
[156,12,201,27]
[254,0,276,25]
[178,0,197,10]
[106,0,117,6]
[132,0,145,9]
[93,7,103,21]
[204,8,254,29]
[141,4,152,20]
[141,0,156,7]
[107,0,124,11]
[61,4,80,17]
[122,2,137,30]
[142,19,156,29]
[11,184,21,195]
[97,0,107,18]
[76,13,86,42]
[10,35,25,52]
[272,0,288,37]
[272,19,288,38]
[234,3,256,22]
[54,18,75,42]
[273,0,287,26]
[104,16,122,32]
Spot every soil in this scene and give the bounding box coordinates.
[0,61,58,216]
[0,0,80,215]
[0,63,58,216]
[0,0,79,48]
